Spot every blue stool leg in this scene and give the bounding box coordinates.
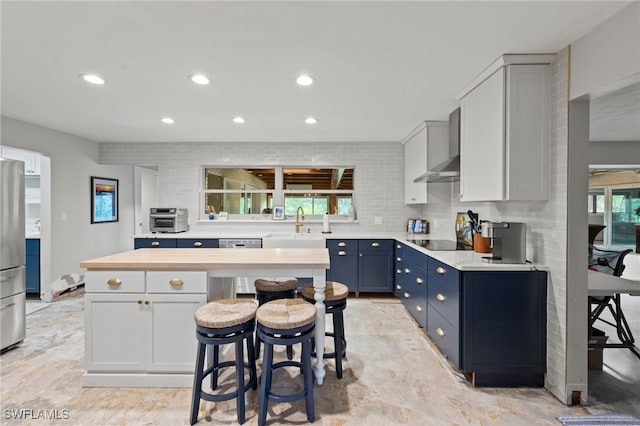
[333,310,343,379]
[235,339,246,424]
[247,334,257,390]
[302,338,315,422]
[211,344,219,389]
[258,340,274,426]
[190,341,206,425]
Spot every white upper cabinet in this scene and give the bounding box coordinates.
[403,122,448,204]
[458,55,552,202]
[1,146,41,175]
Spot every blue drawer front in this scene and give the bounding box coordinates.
[358,239,393,252]
[427,258,460,329]
[176,238,219,248]
[326,239,357,254]
[134,238,177,249]
[428,307,460,368]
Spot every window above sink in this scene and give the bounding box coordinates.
[200,166,355,221]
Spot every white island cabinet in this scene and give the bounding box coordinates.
[84,269,207,386]
[458,54,553,202]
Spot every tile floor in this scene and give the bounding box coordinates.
[2,287,639,426]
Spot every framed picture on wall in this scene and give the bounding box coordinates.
[91,176,119,223]
[273,206,285,220]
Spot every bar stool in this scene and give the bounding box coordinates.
[190,299,258,425]
[254,277,298,360]
[256,299,316,426]
[300,281,348,379]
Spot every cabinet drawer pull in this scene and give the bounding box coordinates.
[436,327,445,337]
[107,278,122,286]
[436,266,446,275]
[416,305,423,312]
[193,241,202,247]
[169,278,184,286]
[395,284,401,290]
[371,242,380,247]
[415,277,423,284]
[338,242,347,247]
[151,241,160,247]
[338,250,346,256]
[403,292,410,299]
[436,293,446,302]
[396,257,402,262]
[404,268,411,274]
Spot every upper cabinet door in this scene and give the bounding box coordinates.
[459,63,549,202]
[404,125,428,204]
[460,68,506,202]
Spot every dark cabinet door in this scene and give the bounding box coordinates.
[134,238,177,249]
[176,238,219,248]
[326,240,358,293]
[25,239,40,294]
[358,240,394,293]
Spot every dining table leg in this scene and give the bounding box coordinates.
[312,272,326,385]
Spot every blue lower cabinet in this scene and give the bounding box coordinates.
[176,238,219,248]
[26,238,40,294]
[134,238,177,249]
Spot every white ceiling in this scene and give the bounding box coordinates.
[0,1,634,143]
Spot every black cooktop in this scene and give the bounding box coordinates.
[407,239,473,251]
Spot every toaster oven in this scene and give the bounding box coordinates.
[149,208,189,233]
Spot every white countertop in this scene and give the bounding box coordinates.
[133,231,545,272]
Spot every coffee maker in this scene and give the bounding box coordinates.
[480,222,526,264]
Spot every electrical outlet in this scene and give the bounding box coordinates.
[374,216,383,225]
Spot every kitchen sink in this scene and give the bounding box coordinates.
[262,233,326,248]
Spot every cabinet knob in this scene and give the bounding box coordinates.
[151,241,160,247]
[338,242,347,247]
[169,278,184,286]
[396,244,401,249]
[436,266,446,275]
[137,300,143,305]
[404,268,411,274]
[144,300,150,305]
[396,269,402,274]
[436,293,446,302]
[107,278,122,286]
[415,277,423,284]
[371,242,380,247]
[436,327,445,337]
[193,241,202,247]
[403,292,410,299]
[416,305,423,312]
[338,250,346,256]
[396,284,402,290]
[359,253,363,257]
[396,257,402,262]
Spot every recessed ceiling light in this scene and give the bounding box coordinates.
[305,117,318,124]
[160,117,175,124]
[296,74,314,86]
[232,116,246,124]
[189,74,210,85]
[80,74,105,85]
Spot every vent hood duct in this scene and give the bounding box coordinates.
[414,107,461,183]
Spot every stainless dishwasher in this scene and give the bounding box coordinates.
[219,239,262,294]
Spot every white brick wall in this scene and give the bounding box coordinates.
[99,141,421,234]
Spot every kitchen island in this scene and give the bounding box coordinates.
[80,248,330,387]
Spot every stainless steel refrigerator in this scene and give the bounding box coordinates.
[1,158,26,351]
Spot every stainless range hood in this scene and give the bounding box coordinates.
[414,107,460,183]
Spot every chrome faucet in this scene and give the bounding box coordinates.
[295,207,305,233]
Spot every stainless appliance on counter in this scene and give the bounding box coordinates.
[149,207,189,233]
[219,238,262,294]
[1,158,26,352]
[481,222,527,264]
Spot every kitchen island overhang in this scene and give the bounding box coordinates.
[80,248,330,388]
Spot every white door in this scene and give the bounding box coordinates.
[134,166,159,235]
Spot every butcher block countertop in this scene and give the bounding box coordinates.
[80,248,330,270]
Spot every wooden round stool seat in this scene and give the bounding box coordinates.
[256,299,316,330]
[194,299,258,329]
[254,277,298,292]
[300,281,349,301]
